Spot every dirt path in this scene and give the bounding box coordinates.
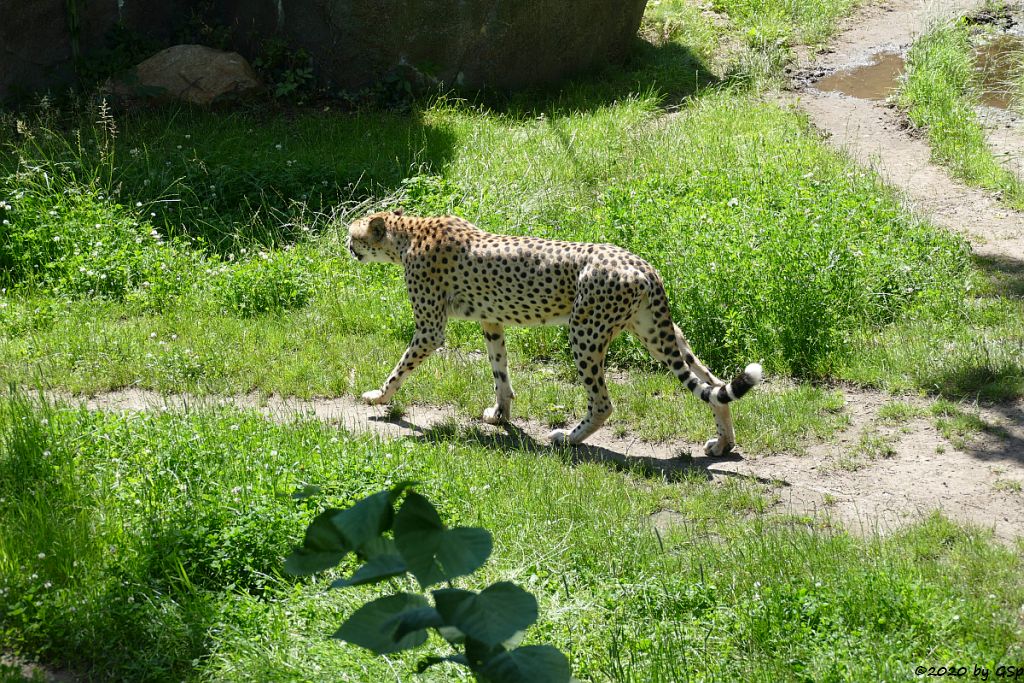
[790,0,1024,262]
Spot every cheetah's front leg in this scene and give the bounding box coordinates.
[363,325,445,405]
[480,322,515,424]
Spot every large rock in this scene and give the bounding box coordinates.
[217,0,650,89]
[114,45,261,105]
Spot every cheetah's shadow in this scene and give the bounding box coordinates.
[372,412,776,485]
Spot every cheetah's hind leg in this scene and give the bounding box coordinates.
[481,322,514,424]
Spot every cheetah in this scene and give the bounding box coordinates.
[347,210,762,455]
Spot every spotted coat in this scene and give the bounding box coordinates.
[347,211,762,454]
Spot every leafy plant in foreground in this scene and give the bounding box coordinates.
[285,483,572,682]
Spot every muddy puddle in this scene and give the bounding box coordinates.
[813,34,1023,108]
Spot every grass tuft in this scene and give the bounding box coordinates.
[898,20,1024,207]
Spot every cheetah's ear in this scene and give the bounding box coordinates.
[368,216,387,242]
[392,208,404,217]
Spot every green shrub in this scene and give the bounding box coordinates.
[286,484,572,682]
[0,182,177,299]
[209,249,315,316]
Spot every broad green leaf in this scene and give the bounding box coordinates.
[358,535,398,560]
[388,606,444,640]
[394,491,444,534]
[330,552,407,588]
[284,507,350,575]
[438,625,466,644]
[432,587,475,622]
[503,630,527,649]
[476,645,571,683]
[284,547,346,576]
[395,493,492,588]
[332,481,415,551]
[435,527,493,582]
[333,593,430,655]
[435,582,538,648]
[465,637,506,668]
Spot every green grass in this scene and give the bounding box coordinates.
[0,89,982,448]
[898,20,1024,207]
[841,267,1024,401]
[877,400,926,424]
[1,395,1021,681]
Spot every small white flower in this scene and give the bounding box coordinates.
[43,581,52,589]
[727,197,739,207]
[275,143,282,150]
[150,332,157,339]
[37,552,45,560]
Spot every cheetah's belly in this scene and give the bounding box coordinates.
[446,293,572,327]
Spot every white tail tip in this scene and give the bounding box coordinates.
[744,363,763,385]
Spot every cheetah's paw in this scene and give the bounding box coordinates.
[482,406,507,425]
[361,389,388,405]
[548,429,572,446]
[704,438,734,457]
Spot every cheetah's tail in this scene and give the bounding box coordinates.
[692,363,763,406]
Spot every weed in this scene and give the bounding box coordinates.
[208,249,314,317]
[993,478,1022,493]
[856,429,898,459]
[929,399,1002,448]
[384,401,407,421]
[877,400,926,423]
[253,38,316,101]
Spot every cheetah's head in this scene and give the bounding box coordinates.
[347,210,403,264]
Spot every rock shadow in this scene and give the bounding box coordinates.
[470,38,720,116]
